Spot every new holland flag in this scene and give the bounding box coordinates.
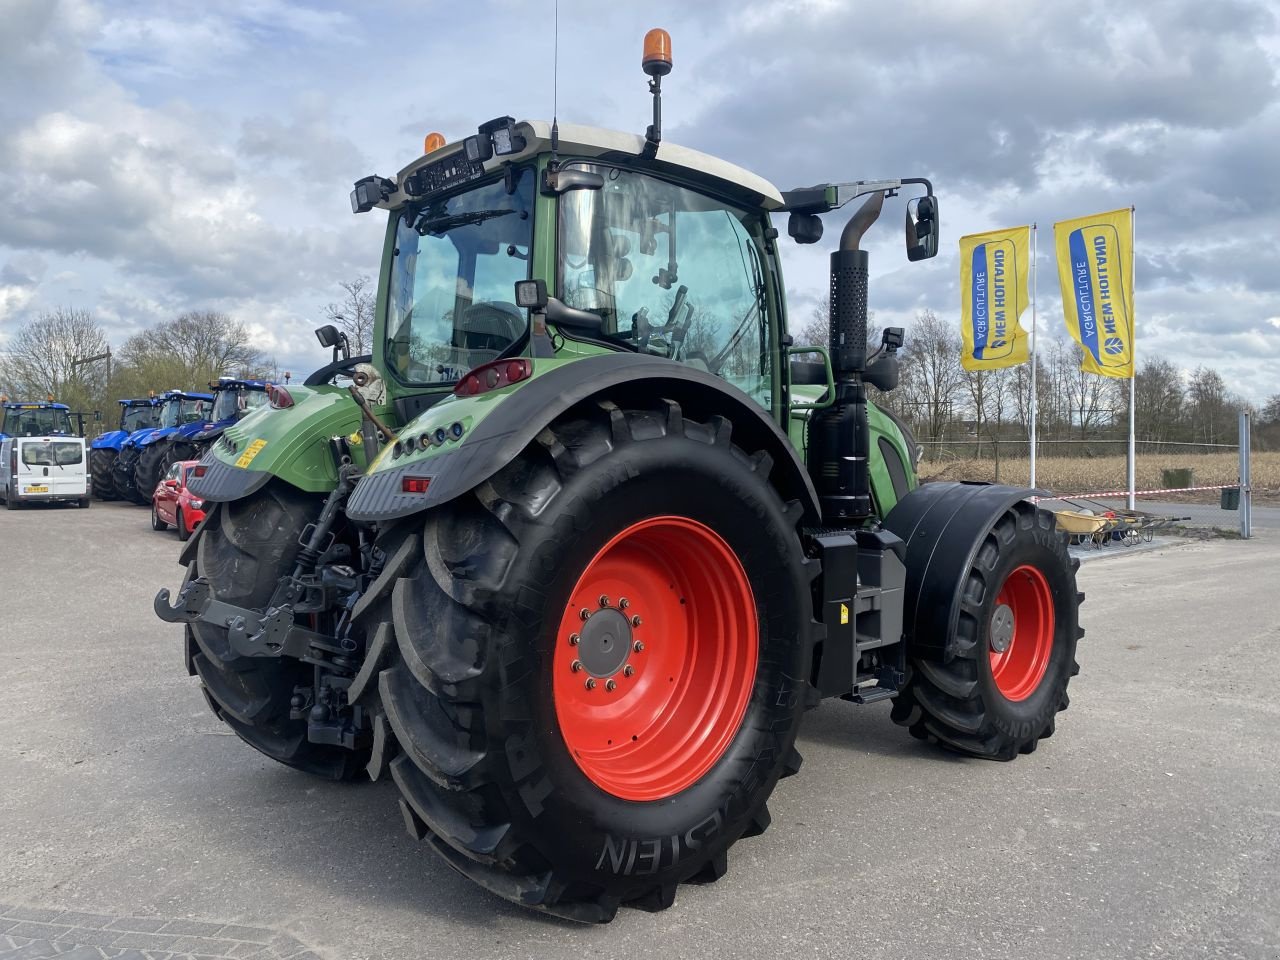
[959,226,1031,371]
[1054,208,1135,379]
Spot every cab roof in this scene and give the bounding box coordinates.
[392,120,785,211]
[2,401,70,410]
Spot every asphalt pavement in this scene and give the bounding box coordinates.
[1,500,1277,960]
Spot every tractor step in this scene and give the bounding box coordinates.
[847,684,897,705]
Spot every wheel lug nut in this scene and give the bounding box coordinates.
[599,595,610,607]
[605,679,617,692]
[631,615,642,627]
[579,608,591,621]
[571,660,583,673]
[619,598,630,609]
[623,665,635,677]
[633,640,644,653]
[585,678,597,690]
[568,633,580,646]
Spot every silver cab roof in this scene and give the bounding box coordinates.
[390,120,784,211]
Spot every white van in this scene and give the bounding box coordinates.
[0,436,90,509]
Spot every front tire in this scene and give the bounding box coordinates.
[113,448,143,503]
[891,502,1082,759]
[134,443,167,503]
[176,507,190,542]
[151,501,168,531]
[91,448,120,500]
[185,485,368,779]
[354,401,818,921]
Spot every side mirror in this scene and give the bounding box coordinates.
[905,195,939,261]
[164,479,179,490]
[787,212,824,245]
[315,324,341,349]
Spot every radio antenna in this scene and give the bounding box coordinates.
[550,0,560,161]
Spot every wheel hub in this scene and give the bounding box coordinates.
[576,607,634,678]
[990,603,1015,653]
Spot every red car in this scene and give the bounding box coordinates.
[151,459,207,541]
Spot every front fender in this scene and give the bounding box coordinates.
[91,430,129,451]
[345,354,820,524]
[187,385,366,501]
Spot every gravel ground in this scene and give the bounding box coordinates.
[1,500,1277,960]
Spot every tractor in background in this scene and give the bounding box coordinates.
[156,29,1082,923]
[90,397,162,501]
[0,398,80,440]
[113,389,213,504]
[157,378,272,477]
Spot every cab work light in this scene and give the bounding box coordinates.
[350,175,395,214]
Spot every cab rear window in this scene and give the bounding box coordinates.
[21,441,83,466]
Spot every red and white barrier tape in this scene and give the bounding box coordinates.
[1033,483,1239,501]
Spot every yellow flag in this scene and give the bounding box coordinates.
[959,226,1031,370]
[1054,207,1134,378]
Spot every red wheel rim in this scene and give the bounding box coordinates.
[988,564,1055,701]
[552,516,758,802]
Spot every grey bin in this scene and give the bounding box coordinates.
[1220,487,1240,510]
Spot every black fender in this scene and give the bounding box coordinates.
[882,481,1045,662]
[345,353,821,525]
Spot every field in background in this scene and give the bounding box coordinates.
[918,451,1280,499]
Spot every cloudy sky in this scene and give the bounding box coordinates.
[2,0,1278,401]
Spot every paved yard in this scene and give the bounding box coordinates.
[1,501,1277,959]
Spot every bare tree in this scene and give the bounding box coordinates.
[116,311,267,389]
[0,308,110,414]
[1133,356,1185,442]
[898,308,963,442]
[325,277,376,355]
[1187,366,1234,445]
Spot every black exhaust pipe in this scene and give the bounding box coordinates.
[808,192,884,524]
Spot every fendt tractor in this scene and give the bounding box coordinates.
[90,397,162,500]
[156,30,1082,922]
[112,388,213,504]
[160,377,271,472]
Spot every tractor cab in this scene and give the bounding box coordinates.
[0,400,78,440]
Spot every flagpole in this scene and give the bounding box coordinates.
[1127,206,1136,511]
[1030,223,1038,490]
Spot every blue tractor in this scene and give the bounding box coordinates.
[156,378,272,477]
[0,399,80,440]
[112,389,213,504]
[89,397,162,500]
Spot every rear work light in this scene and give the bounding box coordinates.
[454,358,532,397]
[401,476,431,494]
[266,384,294,409]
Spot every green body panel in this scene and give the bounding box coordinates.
[787,384,916,517]
[367,357,583,475]
[203,386,377,493]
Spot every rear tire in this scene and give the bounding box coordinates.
[91,448,120,500]
[890,502,1082,759]
[352,401,819,921]
[79,497,90,509]
[185,485,368,780]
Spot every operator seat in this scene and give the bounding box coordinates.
[447,302,524,370]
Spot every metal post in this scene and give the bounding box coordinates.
[1127,206,1136,511]
[1030,223,1038,490]
[1239,410,1252,539]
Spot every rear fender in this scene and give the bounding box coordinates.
[345,354,820,524]
[882,481,1045,662]
[187,385,366,502]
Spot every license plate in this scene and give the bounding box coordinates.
[24,485,48,494]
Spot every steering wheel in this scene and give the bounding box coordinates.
[303,353,374,386]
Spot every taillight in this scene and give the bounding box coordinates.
[454,358,532,397]
[266,384,294,409]
[401,476,431,493]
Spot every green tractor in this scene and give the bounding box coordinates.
[156,30,1081,923]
